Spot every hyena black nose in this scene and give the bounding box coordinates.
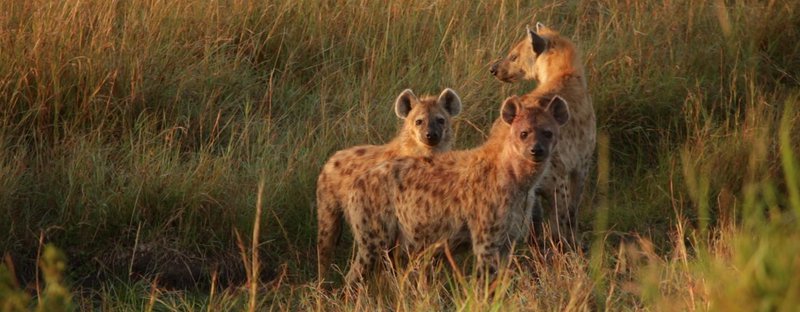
[425,132,440,145]
[530,144,546,160]
[490,62,499,75]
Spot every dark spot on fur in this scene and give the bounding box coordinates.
[423,157,433,164]
[333,161,340,168]
[355,148,366,156]
[419,184,430,192]
[393,167,405,192]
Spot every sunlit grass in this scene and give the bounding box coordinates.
[1,0,798,310]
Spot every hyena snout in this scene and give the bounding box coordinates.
[530,143,548,162]
[424,131,441,146]
[489,60,501,76]
[490,59,519,82]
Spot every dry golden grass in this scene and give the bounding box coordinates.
[1,0,799,310]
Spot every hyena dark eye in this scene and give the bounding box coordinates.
[415,119,423,126]
[436,117,445,124]
[520,131,528,139]
[543,130,553,139]
[510,54,519,61]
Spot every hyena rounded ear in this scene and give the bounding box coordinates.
[438,88,462,117]
[501,96,521,125]
[535,22,546,33]
[394,89,418,119]
[527,24,548,55]
[546,95,570,126]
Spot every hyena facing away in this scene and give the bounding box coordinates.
[316,88,462,281]
[344,95,569,286]
[491,23,596,248]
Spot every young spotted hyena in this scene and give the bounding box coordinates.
[316,88,462,281]
[491,23,596,248]
[344,94,569,286]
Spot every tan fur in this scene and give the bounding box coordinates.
[316,88,462,281]
[343,95,569,286]
[491,24,596,248]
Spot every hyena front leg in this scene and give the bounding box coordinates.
[541,175,574,250]
[470,220,506,284]
[527,187,544,247]
[567,168,588,248]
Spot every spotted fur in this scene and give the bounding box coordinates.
[316,88,462,281]
[343,95,569,286]
[491,23,596,248]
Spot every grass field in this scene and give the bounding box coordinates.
[1,0,799,310]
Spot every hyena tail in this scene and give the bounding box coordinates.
[316,193,343,282]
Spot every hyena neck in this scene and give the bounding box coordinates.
[534,46,584,90]
[499,146,544,191]
[389,133,440,157]
[465,139,542,192]
[537,66,583,91]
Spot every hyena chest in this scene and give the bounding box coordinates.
[503,197,533,241]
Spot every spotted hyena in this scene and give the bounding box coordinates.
[491,23,596,248]
[316,88,462,281]
[344,94,569,286]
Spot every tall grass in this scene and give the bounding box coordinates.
[1,0,798,310]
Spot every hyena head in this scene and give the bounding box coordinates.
[490,23,559,83]
[395,88,462,149]
[500,94,569,163]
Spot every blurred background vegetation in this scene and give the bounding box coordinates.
[0,0,798,310]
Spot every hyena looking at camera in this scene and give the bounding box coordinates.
[316,88,462,281]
